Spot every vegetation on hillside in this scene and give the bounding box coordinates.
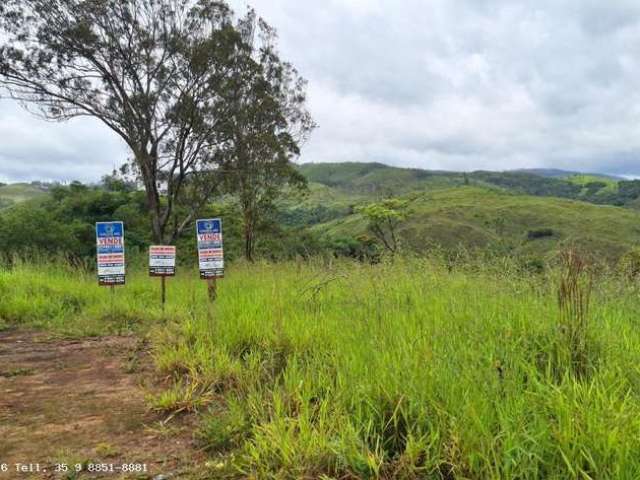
[3,169,640,267]
[299,162,640,208]
[316,187,640,263]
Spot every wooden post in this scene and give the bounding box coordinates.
[110,284,115,319]
[161,276,166,311]
[207,278,217,302]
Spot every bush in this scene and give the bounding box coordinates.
[527,228,554,240]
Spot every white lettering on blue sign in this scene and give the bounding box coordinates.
[196,218,224,279]
[96,221,125,285]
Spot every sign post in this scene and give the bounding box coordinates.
[196,218,224,302]
[149,245,176,310]
[96,221,125,287]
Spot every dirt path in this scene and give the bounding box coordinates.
[0,330,204,479]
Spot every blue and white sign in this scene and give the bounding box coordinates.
[96,221,125,286]
[196,218,223,279]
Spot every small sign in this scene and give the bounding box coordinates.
[149,245,176,276]
[149,245,176,277]
[96,221,125,286]
[197,218,224,279]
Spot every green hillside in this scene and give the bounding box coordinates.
[309,186,640,262]
[292,163,640,262]
[0,183,48,209]
[298,162,463,195]
[2,164,639,263]
[298,162,640,208]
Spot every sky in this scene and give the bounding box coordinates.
[2,0,640,182]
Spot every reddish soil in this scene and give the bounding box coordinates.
[0,330,204,479]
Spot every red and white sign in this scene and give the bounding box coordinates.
[149,245,176,277]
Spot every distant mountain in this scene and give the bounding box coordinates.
[297,162,640,208]
[514,168,624,181]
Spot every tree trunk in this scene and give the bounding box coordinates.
[138,149,164,244]
[243,208,254,262]
[244,221,254,262]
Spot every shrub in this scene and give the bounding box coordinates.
[527,228,554,240]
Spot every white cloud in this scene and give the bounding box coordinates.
[0,101,127,183]
[2,0,640,181]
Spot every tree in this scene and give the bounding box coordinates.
[0,0,243,243]
[216,9,315,260]
[357,199,410,255]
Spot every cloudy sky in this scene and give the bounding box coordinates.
[2,0,640,182]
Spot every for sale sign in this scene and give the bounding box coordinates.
[149,245,176,277]
[196,218,224,279]
[96,221,125,286]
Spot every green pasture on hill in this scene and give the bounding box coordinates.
[314,187,640,262]
[3,258,640,478]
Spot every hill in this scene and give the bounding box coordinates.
[298,162,461,195]
[0,182,48,209]
[2,164,640,263]
[298,162,640,208]
[306,186,640,262]
[515,168,624,181]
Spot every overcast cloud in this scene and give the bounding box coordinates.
[2,0,640,182]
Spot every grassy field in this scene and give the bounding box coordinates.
[3,257,640,478]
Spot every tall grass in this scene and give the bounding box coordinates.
[3,256,640,478]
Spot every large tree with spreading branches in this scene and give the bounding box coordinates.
[0,0,313,246]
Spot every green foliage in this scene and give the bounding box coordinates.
[527,228,554,240]
[0,182,331,265]
[0,197,13,209]
[0,184,149,260]
[556,250,594,380]
[357,198,410,254]
[299,162,454,196]
[215,10,314,260]
[3,163,640,267]
[147,259,640,477]
[0,260,171,336]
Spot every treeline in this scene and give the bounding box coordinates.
[0,180,341,264]
[474,172,640,206]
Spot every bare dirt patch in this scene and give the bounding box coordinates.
[0,330,204,479]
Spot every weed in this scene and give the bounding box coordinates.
[0,366,34,378]
[557,249,595,380]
